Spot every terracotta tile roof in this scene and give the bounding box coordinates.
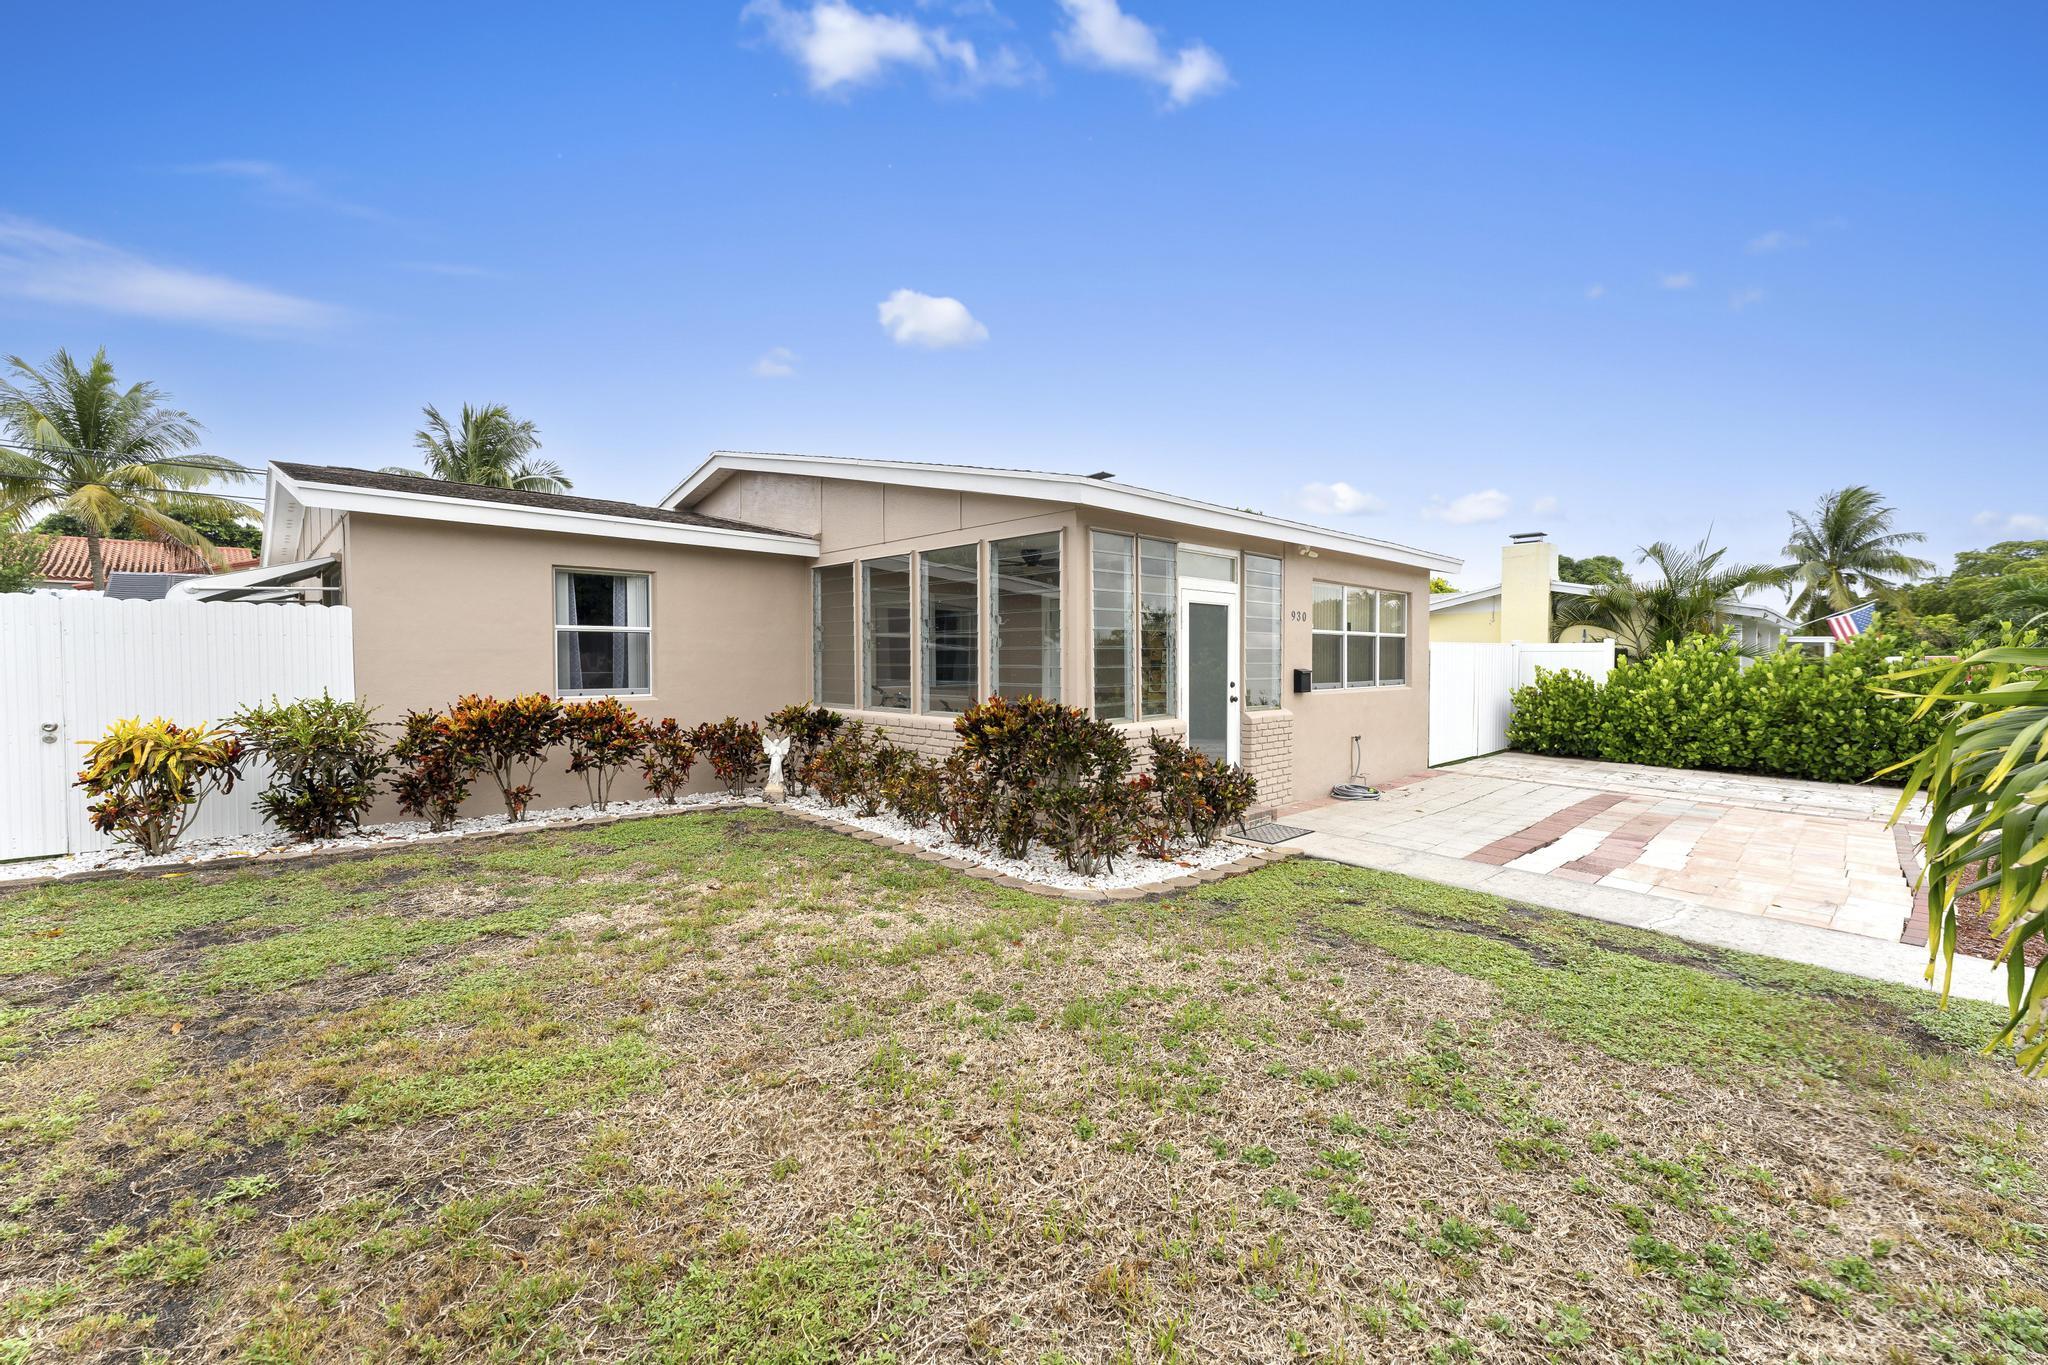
[38,536,259,588]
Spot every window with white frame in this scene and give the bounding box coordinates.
[1138,536,1177,718]
[1310,582,1408,688]
[1243,553,1283,708]
[990,532,1061,701]
[555,569,651,696]
[1091,531,1136,721]
[864,556,913,711]
[813,564,856,707]
[921,544,980,714]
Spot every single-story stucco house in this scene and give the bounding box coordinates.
[1431,531,1791,653]
[183,453,1461,815]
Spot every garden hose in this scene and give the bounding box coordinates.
[1331,736,1383,800]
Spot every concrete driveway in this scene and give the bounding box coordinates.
[1281,753,1998,1002]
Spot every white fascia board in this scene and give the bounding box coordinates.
[262,475,303,568]
[1429,583,1503,610]
[274,465,818,557]
[1716,599,1792,627]
[664,451,1462,574]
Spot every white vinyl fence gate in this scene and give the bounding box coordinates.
[1429,640,1615,766]
[0,594,353,862]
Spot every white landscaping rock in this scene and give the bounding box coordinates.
[0,790,1249,895]
[784,795,1244,891]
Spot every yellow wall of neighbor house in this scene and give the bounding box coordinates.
[342,512,811,820]
[1499,536,1559,643]
[1429,603,1499,643]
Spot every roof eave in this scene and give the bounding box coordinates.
[274,465,819,557]
[666,451,1462,574]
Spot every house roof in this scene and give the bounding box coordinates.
[664,451,1463,574]
[272,464,786,535]
[264,463,820,561]
[38,535,258,586]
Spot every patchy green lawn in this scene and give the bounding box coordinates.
[1,810,2043,1364]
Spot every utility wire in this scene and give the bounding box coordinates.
[0,436,269,478]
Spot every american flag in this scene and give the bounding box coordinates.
[1824,602,1876,641]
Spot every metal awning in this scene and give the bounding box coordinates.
[167,556,340,604]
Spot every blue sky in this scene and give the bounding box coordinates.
[4,1,2042,594]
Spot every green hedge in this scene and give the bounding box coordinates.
[1506,632,1946,784]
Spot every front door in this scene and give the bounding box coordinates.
[1179,587,1239,765]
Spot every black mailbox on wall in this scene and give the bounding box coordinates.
[1292,667,1313,694]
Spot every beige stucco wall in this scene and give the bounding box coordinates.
[777,476,1434,801]
[337,474,1441,821]
[343,513,810,819]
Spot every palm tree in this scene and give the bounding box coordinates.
[1553,537,1787,656]
[384,403,571,493]
[1780,485,1932,624]
[0,349,252,591]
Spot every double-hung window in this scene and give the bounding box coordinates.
[1310,583,1409,688]
[555,569,651,696]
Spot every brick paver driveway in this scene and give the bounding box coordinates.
[1288,753,1922,943]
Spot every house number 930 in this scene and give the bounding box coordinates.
[1289,610,1309,622]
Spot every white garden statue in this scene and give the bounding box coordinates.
[762,735,792,803]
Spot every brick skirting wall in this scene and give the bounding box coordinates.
[1242,710,1294,807]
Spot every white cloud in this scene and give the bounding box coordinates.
[0,214,340,330]
[1657,270,1695,290]
[752,346,798,378]
[1296,481,1385,517]
[878,288,988,348]
[1426,489,1512,526]
[1531,494,1560,517]
[1584,283,1606,300]
[1974,510,2047,535]
[177,159,387,221]
[742,0,1027,93]
[1053,0,1229,107]
[1729,286,1766,311]
[1747,228,1805,254]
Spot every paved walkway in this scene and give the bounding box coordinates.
[1283,754,2002,1003]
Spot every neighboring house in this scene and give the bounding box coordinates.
[192,455,1462,815]
[1430,532,1790,653]
[36,535,258,592]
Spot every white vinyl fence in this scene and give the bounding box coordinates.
[1429,640,1615,766]
[0,594,353,861]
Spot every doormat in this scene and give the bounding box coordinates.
[1237,822,1312,845]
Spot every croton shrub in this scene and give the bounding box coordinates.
[76,717,244,855]
[445,693,565,820]
[799,696,1260,874]
[230,693,389,840]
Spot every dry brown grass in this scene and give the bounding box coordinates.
[1,809,2043,1363]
